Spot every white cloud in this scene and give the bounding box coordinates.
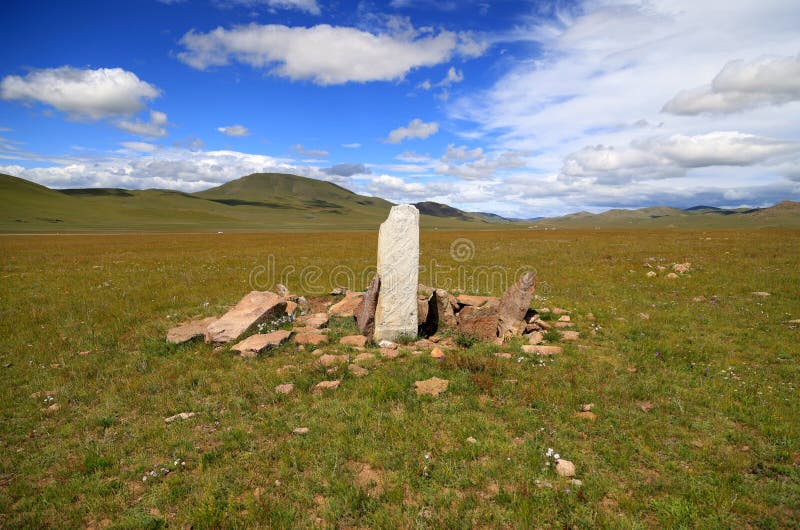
[342,142,361,148]
[217,124,250,137]
[177,22,485,85]
[0,67,160,120]
[120,141,159,153]
[436,145,527,180]
[663,54,800,115]
[440,66,463,86]
[215,0,320,15]
[386,118,439,144]
[396,151,431,163]
[291,143,329,157]
[117,110,168,138]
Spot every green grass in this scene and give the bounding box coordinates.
[1,229,798,527]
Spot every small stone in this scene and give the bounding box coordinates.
[554,321,575,328]
[414,377,449,397]
[552,307,569,315]
[646,271,657,278]
[275,284,291,298]
[751,291,771,297]
[579,403,594,412]
[340,335,368,347]
[560,330,579,341]
[165,412,195,423]
[296,313,329,330]
[637,401,655,412]
[555,459,576,477]
[78,350,90,356]
[319,354,348,367]
[330,287,346,296]
[570,479,583,487]
[348,364,369,377]
[381,348,401,359]
[293,427,309,435]
[665,272,679,279]
[378,340,397,349]
[329,291,365,318]
[354,352,375,363]
[232,330,292,355]
[275,383,294,394]
[430,347,445,360]
[313,380,340,394]
[495,352,512,359]
[521,345,562,355]
[294,332,328,345]
[527,331,544,344]
[672,262,691,273]
[167,316,218,344]
[638,312,650,320]
[692,295,707,302]
[44,403,61,413]
[466,437,477,444]
[557,315,570,322]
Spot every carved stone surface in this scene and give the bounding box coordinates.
[374,205,419,342]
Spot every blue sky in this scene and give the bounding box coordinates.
[2,0,800,217]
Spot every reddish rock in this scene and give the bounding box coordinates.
[294,332,328,345]
[560,330,580,341]
[284,301,298,315]
[354,274,380,336]
[434,289,457,327]
[521,345,562,355]
[348,364,369,377]
[329,291,364,317]
[205,291,286,343]
[296,313,329,329]
[232,329,292,354]
[319,354,348,367]
[457,294,493,307]
[340,335,368,347]
[414,377,449,397]
[497,272,536,338]
[312,380,340,394]
[167,316,217,344]
[457,304,499,341]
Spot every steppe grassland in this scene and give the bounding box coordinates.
[0,229,798,528]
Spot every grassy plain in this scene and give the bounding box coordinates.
[1,229,798,528]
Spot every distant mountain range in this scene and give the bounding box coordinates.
[2,172,799,232]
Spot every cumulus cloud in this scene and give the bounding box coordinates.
[177,22,485,85]
[0,66,160,120]
[120,141,159,153]
[117,110,169,138]
[323,163,371,177]
[560,132,800,184]
[217,124,250,137]
[291,144,329,158]
[663,54,800,115]
[436,145,527,180]
[386,118,439,144]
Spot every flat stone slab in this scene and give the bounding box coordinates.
[296,313,329,329]
[275,383,294,394]
[559,331,580,341]
[329,291,364,317]
[232,330,291,354]
[457,294,495,307]
[294,332,328,345]
[374,205,419,342]
[312,380,341,394]
[205,291,286,343]
[348,364,369,377]
[340,335,368,347]
[319,354,348,367]
[167,317,217,344]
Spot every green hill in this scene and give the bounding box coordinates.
[0,172,504,232]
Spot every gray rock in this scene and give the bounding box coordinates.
[205,291,286,343]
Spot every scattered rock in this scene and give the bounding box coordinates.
[44,403,61,413]
[381,348,401,359]
[580,403,594,412]
[497,271,536,338]
[354,352,376,363]
[692,295,707,302]
[284,301,298,315]
[575,411,596,421]
[340,335,368,348]
[329,291,364,317]
[167,316,218,344]
[673,262,691,273]
[165,412,195,423]
[430,347,445,360]
[295,313,328,330]
[355,274,381,336]
[527,331,544,345]
[205,291,286,343]
[457,303,501,340]
[751,291,771,297]
[646,271,657,278]
[554,321,575,328]
[312,380,341,394]
[521,345,562,355]
[466,437,477,444]
[665,272,679,280]
[319,354,348,367]
[552,307,569,315]
[638,312,650,320]
[348,364,369,377]
[378,340,397,349]
[78,350,91,356]
[293,427,309,435]
[275,284,291,298]
[786,319,800,324]
[555,459,576,477]
[275,383,294,394]
[231,329,291,355]
[330,287,347,296]
[637,401,655,412]
[495,352,512,359]
[414,377,449,397]
[294,332,328,346]
[559,330,580,341]
[571,479,583,487]
[557,315,571,322]
[457,294,494,307]
[296,296,310,314]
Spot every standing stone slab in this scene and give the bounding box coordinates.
[205,291,286,343]
[355,274,380,337]
[497,271,536,338]
[374,205,419,342]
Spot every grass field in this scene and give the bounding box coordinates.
[1,229,798,528]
